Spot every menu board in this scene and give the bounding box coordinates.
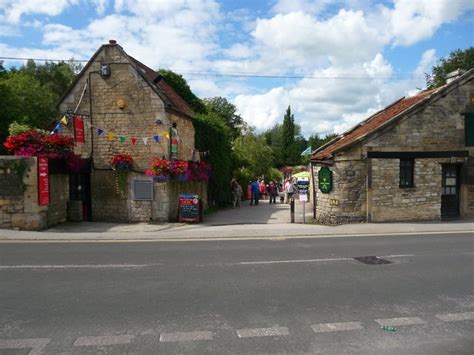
[38,157,50,206]
[178,194,200,222]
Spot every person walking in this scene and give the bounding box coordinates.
[259,179,267,200]
[284,178,295,204]
[232,180,243,208]
[268,180,277,204]
[250,178,260,205]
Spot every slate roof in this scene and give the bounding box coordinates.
[58,42,194,120]
[311,70,474,161]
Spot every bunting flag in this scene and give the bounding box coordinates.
[108,133,115,141]
[164,132,170,139]
[131,137,138,145]
[85,121,92,129]
[98,128,104,136]
[142,137,149,145]
[60,116,68,125]
[119,135,126,143]
[153,135,160,143]
[54,124,61,132]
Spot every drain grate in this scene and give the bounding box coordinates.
[354,256,392,265]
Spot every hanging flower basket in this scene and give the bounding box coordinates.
[3,130,74,159]
[111,154,134,172]
[153,175,170,183]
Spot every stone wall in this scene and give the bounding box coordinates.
[313,155,366,224]
[0,156,68,230]
[370,158,442,222]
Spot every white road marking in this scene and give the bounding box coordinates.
[435,311,474,322]
[159,331,213,342]
[239,257,351,265]
[381,254,415,258]
[0,263,161,269]
[375,317,425,327]
[311,321,364,333]
[0,338,50,355]
[236,327,289,338]
[73,335,134,346]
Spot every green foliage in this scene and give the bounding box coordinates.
[282,105,295,165]
[194,112,233,206]
[233,133,274,178]
[0,60,77,154]
[427,47,474,89]
[267,167,282,183]
[204,97,247,139]
[158,69,207,113]
[8,121,32,136]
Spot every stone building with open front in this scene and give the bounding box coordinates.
[57,40,207,223]
[311,69,474,224]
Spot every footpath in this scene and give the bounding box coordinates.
[0,199,473,241]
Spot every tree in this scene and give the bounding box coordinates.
[233,133,274,178]
[158,69,207,113]
[307,133,338,151]
[204,97,247,139]
[282,105,295,165]
[427,47,474,89]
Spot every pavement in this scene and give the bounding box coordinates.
[0,198,473,241]
[1,234,473,354]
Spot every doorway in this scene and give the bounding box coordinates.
[441,164,460,219]
[69,173,92,221]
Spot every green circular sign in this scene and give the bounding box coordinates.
[318,167,333,193]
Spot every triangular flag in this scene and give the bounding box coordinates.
[85,121,91,129]
[119,135,126,143]
[131,137,138,145]
[143,137,149,145]
[108,133,115,141]
[54,124,61,132]
[153,135,160,143]
[164,132,170,139]
[98,128,104,136]
[60,116,68,125]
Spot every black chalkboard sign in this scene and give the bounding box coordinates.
[178,194,200,222]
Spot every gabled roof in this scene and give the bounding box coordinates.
[58,41,194,120]
[311,69,474,161]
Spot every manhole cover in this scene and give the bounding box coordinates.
[354,256,392,265]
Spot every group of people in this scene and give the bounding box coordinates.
[230,177,298,207]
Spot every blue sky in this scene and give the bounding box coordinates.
[1,0,473,136]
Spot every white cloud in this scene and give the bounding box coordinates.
[1,0,77,23]
[271,0,335,15]
[386,0,474,46]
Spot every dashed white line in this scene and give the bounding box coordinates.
[0,338,50,355]
[0,264,161,269]
[435,311,474,322]
[73,335,134,346]
[375,317,425,327]
[159,331,213,342]
[238,258,352,265]
[236,327,290,338]
[311,321,364,333]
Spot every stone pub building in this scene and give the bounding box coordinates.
[311,69,474,224]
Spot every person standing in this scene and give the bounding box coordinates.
[285,178,295,204]
[259,179,267,200]
[232,181,243,208]
[268,180,277,204]
[250,178,260,205]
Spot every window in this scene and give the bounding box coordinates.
[465,113,474,146]
[399,159,414,188]
[132,179,153,200]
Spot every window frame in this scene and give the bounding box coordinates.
[399,158,415,188]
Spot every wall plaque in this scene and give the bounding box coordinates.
[318,167,333,193]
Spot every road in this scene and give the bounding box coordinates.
[1,233,473,354]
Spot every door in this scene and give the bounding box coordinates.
[441,164,460,219]
[69,173,92,221]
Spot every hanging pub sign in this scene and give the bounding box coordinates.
[73,116,85,144]
[178,194,200,222]
[38,157,50,206]
[318,167,333,193]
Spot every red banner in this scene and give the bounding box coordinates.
[73,116,85,144]
[38,157,49,206]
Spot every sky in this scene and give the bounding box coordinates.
[1,0,473,137]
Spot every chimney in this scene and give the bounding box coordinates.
[446,69,464,84]
[108,39,117,45]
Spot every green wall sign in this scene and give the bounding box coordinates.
[318,167,333,193]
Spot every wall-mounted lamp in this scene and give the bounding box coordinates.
[155,119,162,125]
[100,63,111,79]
